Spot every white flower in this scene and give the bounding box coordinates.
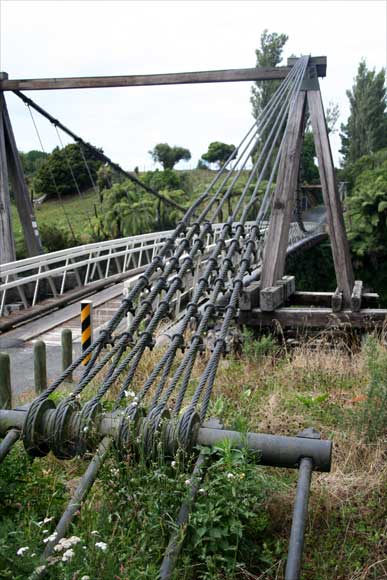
[35,565,46,574]
[53,536,81,552]
[43,516,54,524]
[95,541,107,551]
[171,461,176,468]
[62,548,75,562]
[83,426,89,433]
[91,530,100,536]
[16,547,29,556]
[81,576,90,580]
[31,553,36,557]
[227,473,234,480]
[43,531,58,543]
[198,488,205,494]
[124,390,135,398]
[184,479,191,486]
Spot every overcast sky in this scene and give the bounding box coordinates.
[1,0,386,171]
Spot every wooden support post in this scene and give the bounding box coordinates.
[351,280,363,312]
[260,91,307,289]
[34,340,47,394]
[0,353,11,409]
[1,93,44,257]
[0,92,16,264]
[307,87,354,305]
[61,328,73,380]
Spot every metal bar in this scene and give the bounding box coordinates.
[0,408,332,472]
[285,457,313,580]
[160,452,207,579]
[0,428,20,463]
[196,428,331,472]
[41,436,112,560]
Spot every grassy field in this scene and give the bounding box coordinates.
[1,332,386,579]
[11,189,100,257]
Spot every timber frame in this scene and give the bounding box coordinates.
[0,56,326,265]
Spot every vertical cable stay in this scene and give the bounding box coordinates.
[26,104,77,243]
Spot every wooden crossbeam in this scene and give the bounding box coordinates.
[240,308,387,329]
[0,57,327,91]
[291,291,379,308]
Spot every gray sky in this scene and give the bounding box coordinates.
[1,0,386,170]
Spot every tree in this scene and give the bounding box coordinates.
[201,142,237,168]
[19,150,48,178]
[250,30,288,121]
[149,143,191,170]
[301,102,340,184]
[340,60,387,166]
[32,143,103,198]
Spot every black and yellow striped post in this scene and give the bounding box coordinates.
[81,300,93,365]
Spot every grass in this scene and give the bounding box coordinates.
[1,332,386,579]
[11,189,100,257]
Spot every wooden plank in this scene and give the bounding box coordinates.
[307,88,354,305]
[351,280,363,312]
[292,291,379,308]
[0,94,16,264]
[260,91,307,289]
[331,288,343,312]
[1,94,43,257]
[239,281,260,311]
[240,308,387,329]
[0,58,327,92]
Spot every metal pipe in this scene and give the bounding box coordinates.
[197,428,331,472]
[0,408,332,472]
[0,428,20,462]
[285,457,313,580]
[42,436,112,559]
[160,452,207,579]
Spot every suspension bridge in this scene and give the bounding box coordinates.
[0,55,386,579]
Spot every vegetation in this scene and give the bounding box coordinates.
[340,60,387,166]
[32,144,102,199]
[250,29,288,121]
[19,150,48,181]
[149,143,191,170]
[200,141,236,169]
[1,334,386,579]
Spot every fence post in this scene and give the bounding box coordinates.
[81,300,93,365]
[0,353,11,409]
[61,328,73,381]
[34,340,47,394]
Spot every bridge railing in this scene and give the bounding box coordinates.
[0,221,323,317]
